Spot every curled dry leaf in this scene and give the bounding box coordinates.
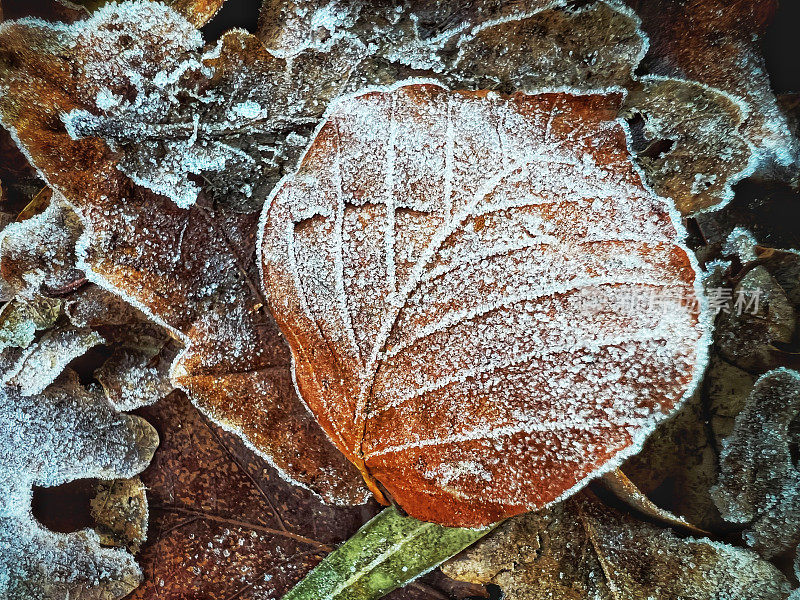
[0,1,368,503]
[707,235,800,373]
[712,368,800,559]
[1,324,103,395]
[0,370,158,599]
[715,265,796,372]
[629,0,799,177]
[66,0,227,27]
[91,477,149,553]
[260,83,709,526]
[600,468,708,535]
[96,347,176,411]
[442,490,791,600]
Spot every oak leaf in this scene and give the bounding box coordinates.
[260,83,709,526]
[0,1,368,503]
[0,369,158,599]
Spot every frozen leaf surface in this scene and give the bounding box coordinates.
[712,368,800,559]
[442,490,792,599]
[2,325,103,396]
[622,76,753,215]
[0,370,158,600]
[257,0,753,213]
[260,83,709,526]
[0,195,84,298]
[0,1,368,503]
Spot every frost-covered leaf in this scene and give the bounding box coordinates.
[2,325,103,395]
[0,1,369,503]
[130,391,462,600]
[261,83,709,526]
[629,0,799,178]
[91,477,148,553]
[257,0,754,213]
[442,490,792,600]
[0,370,158,600]
[68,0,227,27]
[0,195,84,298]
[0,295,61,351]
[715,266,796,372]
[622,76,753,215]
[96,347,175,411]
[443,1,645,91]
[710,235,800,373]
[711,368,800,559]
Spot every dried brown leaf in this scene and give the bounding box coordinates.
[0,195,84,298]
[623,76,753,215]
[629,0,799,178]
[715,266,796,372]
[0,1,369,503]
[712,368,800,559]
[443,490,792,600]
[622,381,726,531]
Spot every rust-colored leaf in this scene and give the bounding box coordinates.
[0,1,367,504]
[260,83,709,526]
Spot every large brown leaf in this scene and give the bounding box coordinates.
[260,83,710,526]
[133,390,481,600]
[0,0,367,504]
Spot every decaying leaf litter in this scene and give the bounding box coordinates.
[4,2,792,597]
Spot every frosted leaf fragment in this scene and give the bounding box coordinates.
[442,491,791,599]
[0,197,84,299]
[0,371,158,600]
[712,368,800,559]
[2,326,104,396]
